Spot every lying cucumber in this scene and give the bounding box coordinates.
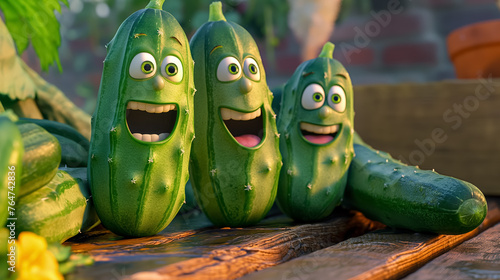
[18,118,89,167]
[16,169,98,243]
[343,134,487,235]
[17,123,61,197]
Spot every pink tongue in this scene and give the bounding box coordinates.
[304,135,334,144]
[235,134,261,147]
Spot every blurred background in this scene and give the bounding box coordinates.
[12,0,500,115]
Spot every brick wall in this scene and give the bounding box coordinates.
[268,0,500,87]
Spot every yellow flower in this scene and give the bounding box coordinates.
[17,232,64,280]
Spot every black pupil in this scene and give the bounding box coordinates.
[314,94,321,101]
[144,63,152,71]
[231,65,237,73]
[250,65,256,73]
[168,65,176,74]
[334,95,340,102]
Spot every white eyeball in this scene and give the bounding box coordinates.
[301,84,325,110]
[328,85,346,112]
[243,57,260,81]
[161,55,183,83]
[129,52,156,79]
[217,56,242,82]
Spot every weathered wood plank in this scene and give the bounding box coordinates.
[65,210,381,280]
[239,197,500,280]
[354,79,500,195]
[403,219,500,280]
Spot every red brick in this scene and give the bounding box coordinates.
[334,47,374,66]
[332,11,429,43]
[382,42,438,66]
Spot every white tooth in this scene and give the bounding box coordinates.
[151,134,160,142]
[171,104,177,111]
[257,109,261,117]
[163,105,171,113]
[232,110,242,120]
[127,102,132,109]
[133,133,143,141]
[142,134,152,142]
[155,105,163,113]
[159,133,170,141]
[240,112,249,121]
[221,108,231,120]
[138,102,146,111]
[146,104,155,113]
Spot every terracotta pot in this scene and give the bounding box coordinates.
[447,19,500,79]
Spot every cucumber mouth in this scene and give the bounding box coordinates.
[300,122,341,145]
[126,101,178,142]
[220,107,264,148]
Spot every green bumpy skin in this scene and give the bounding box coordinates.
[276,43,354,222]
[189,2,281,227]
[89,0,195,237]
[343,134,487,235]
[0,111,23,225]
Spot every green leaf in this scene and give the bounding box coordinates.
[0,0,68,71]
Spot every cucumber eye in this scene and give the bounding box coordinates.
[228,63,239,74]
[328,85,346,112]
[301,84,325,110]
[129,52,156,79]
[243,57,260,81]
[161,55,183,83]
[217,56,241,82]
[141,61,154,74]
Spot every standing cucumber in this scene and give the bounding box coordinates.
[275,43,354,222]
[17,123,61,197]
[343,135,487,235]
[189,2,281,227]
[89,0,195,236]
[0,111,24,225]
[16,170,96,243]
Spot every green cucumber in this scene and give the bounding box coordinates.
[17,118,90,151]
[275,42,354,222]
[16,169,95,243]
[89,0,195,236]
[189,2,281,227]
[343,135,487,235]
[17,123,61,197]
[17,118,89,167]
[0,111,24,225]
[53,135,88,167]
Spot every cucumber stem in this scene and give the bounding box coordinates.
[146,0,165,9]
[209,1,226,22]
[319,42,335,59]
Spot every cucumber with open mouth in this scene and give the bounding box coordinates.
[189,2,281,227]
[88,0,195,237]
[275,42,355,222]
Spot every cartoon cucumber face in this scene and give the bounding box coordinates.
[276,42,354,222]
[88,0,195,237]
[189,2,281,227]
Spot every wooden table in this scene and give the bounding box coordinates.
[64,197,500,280]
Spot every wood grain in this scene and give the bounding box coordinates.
[403,220,500,280]
[119,211,382,280]
[353,79,500,195]
[239,197,500,280]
